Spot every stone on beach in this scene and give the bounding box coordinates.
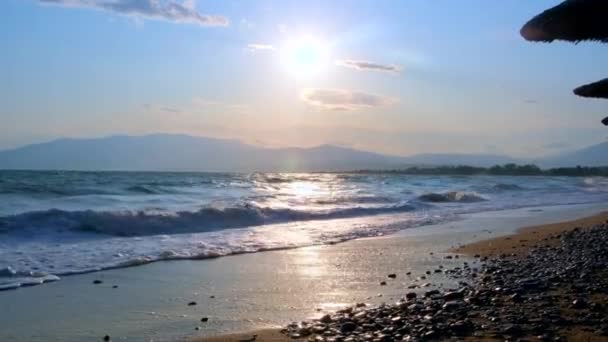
[281,221,608,341]
[238,335,257,342]
[339,321,357,334]
[319,314,332,324]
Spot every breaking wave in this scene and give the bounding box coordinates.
[0,203,419,237]
[417,191,486,203]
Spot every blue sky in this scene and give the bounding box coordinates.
[2,0,607,157]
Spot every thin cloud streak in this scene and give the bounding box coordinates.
[336,59,401,73]
[39,0,228,26]
[300,88,396,111]
[247,44,275,52]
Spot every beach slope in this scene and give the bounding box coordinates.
[194,210,608,342]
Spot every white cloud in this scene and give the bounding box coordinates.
[336,59,401,73]
[181,0,195,10]
[300,88,396,111]
[247,44,275,52]
[144,97,249,116]
[39,0,228,26]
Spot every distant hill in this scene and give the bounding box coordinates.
[539,141,608,168]
[1,134,604,171]
[0,134,403,172]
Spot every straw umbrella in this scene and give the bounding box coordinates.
[573,78,608,98]
[521,0,608,125]
[521,0,608,43]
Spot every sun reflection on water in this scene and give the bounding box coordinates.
[252,173,345,211]
[287,180,319,197]
[290,246,325,278]
[287,245,352,318]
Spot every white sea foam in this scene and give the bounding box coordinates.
[0,212,443,290]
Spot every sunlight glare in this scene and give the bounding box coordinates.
[281,35,330,78]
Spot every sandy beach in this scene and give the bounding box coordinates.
[453,210,608,259]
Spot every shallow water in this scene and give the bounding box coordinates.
[1,171,608,290]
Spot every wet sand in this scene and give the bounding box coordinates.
[194,329,290,342]
[193,205,608,342]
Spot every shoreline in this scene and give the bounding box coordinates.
[1,204,606,341]
[192,208,608,342]
[452,210,608,258]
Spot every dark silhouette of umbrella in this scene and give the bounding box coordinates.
[521,0,608,43]
[521,0,608,126]
[573,78,608,99]
[573,79,608,126]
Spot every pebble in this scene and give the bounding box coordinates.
[340,322,357,333]
[280,223,608,341]
[442,300,464,311]
[572,299,587,309]
[238,335,257,342]
[443,290,464,301]
[320,314,332,324]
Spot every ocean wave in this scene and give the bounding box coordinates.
[0,171,222,197]
[471,183,525,194]
[0,266,60,291]
[0,203,419,237]
[2,171,608,291]
[125,185,166,195]
[255,175,294,184]
[0,210,446,291]
[417,191,486,203]
[582,177,608,192]
[0,182,109,196]
[313,195,396,205]
[493,183,524,191]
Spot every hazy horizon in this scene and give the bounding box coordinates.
[3,0,608,159]
[1,131,605,163]
[1,132,607,172]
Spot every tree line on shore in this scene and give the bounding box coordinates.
[353,164,608,177]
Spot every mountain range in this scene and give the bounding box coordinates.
[0,134,606,171]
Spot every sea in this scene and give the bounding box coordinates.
[1,170,607,290]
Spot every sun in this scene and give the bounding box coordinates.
[281,35,330,78]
